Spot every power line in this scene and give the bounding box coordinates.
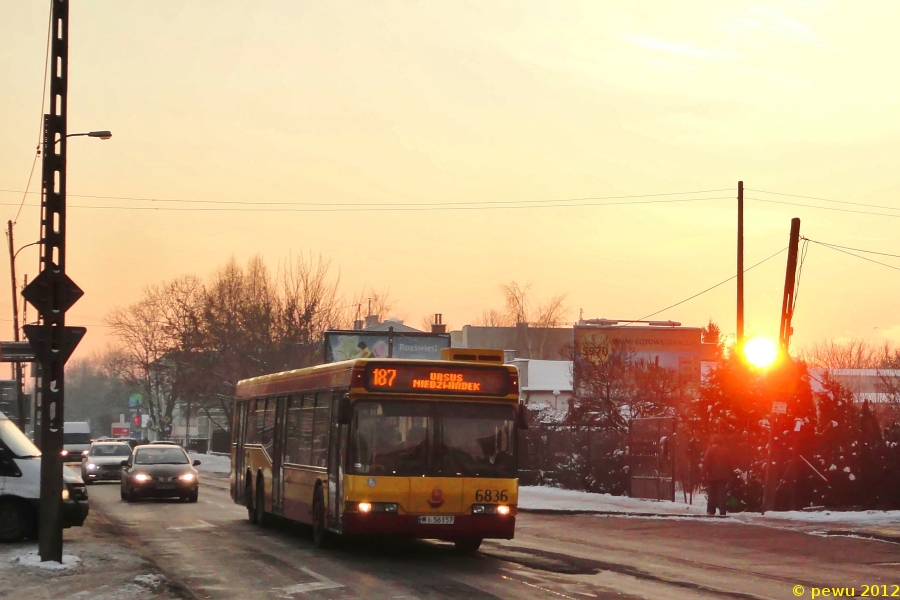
[0,195,734,214]
[748,188,900,212]
[636,246,788,321]
[746,197,900,219]
[805,239,900,273]
[801,238,900,260]
[0,187,732,207]
[11,2,53,225]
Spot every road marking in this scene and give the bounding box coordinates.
[274,567,343,596]
[168,520,216,531]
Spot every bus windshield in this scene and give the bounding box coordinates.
[350,400,516,478]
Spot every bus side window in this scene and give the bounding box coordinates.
[312,392,331,467]
[284,396,303,464]
[262,398,276,457]
[297,394,315,465]
[246,400,259,445]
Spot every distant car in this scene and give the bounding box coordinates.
[81,442,132,484]
[120,445,200,503]
[115,437,140,450]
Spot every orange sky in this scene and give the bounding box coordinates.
[1,1,899,362]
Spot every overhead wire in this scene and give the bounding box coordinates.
[12,1,53,225]
[746,197,900,219]
[748,188,900,212]
[635,246,788,322]
[0,195,734,213]
[804,238,900,273]
[0,187,733,208]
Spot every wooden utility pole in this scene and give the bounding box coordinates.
[736,181,744,346]
[761,217,801,514]
[5,220,26,431]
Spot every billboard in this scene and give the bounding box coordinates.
[323,330,451,363]
[573,325,712,394]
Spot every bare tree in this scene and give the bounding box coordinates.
[801,339,898,369]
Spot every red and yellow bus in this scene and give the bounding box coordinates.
[230,349,526,551]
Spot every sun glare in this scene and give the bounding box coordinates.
[742,336,778,369]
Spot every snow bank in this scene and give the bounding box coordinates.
[12,551,80,571]
[748,510,900,524]
[519,486,707,515]
[189,452,231,474]
[519,485,900,527]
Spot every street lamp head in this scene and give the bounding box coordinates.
[87,131,112,140]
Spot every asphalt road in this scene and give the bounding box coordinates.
[86,476,900,600]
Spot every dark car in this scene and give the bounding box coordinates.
[116,437,140,450]
[81,442,132,484]
[120,445,200,503]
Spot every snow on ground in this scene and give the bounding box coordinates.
[11,551,81,571]
[519,485,900,528]
[190,452,231,474]
[519,486,708,515]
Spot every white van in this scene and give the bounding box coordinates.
[63,421,92,460]
[0,413,89,542]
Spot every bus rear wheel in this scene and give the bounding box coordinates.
[246,479,257,524]
[454,538,483,553]
[312,485,329,549]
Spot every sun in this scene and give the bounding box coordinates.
[742,336,778,369]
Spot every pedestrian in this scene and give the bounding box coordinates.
[701,434,731,516]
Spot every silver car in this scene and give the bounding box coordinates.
[81,442,132,484]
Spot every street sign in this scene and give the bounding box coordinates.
[128,394,142,408]
[0,341,36,362]
[772,401,787,415]
[21,270,84,316]
[22,325,86,366]
[111,424,130,437]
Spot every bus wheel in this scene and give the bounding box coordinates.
[246,479,257,524]
[454,538,483,553]
[312,485,329,549]
[255,479,269,527]
[0,499,33,543]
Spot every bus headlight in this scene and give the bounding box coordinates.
[472,504,512,516]
[356,502,398,514]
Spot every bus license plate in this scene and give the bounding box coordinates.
[418,516,454,525]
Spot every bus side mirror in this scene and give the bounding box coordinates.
[516,405,529,430]
[337,396,352,425]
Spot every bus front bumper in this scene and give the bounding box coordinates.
[341,513,515,540]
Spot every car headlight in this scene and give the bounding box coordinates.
[82,450,89,456]
[133,473,151,483]
[86,463,97,471]
[62,488,70,500]
[179,473,195,483]
[60,449,68,457]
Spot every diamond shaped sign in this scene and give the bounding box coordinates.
[21,269,84,316]
[23,325,86,366]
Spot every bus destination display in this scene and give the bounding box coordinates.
[365,364,509,396]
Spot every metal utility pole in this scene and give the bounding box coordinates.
[22,0,86,563]
[5,221,26,431]
[736,181,744,346]
[761,217,801,514]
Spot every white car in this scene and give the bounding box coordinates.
[0,413,89,542]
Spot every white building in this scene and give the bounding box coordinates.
[509,359,573,423]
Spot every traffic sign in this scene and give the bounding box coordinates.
[21,270,84,315]
[772,401,787,415]
[23,325,86,366]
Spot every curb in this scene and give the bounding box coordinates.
[517,508,720,518]
[824,530,900,545]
